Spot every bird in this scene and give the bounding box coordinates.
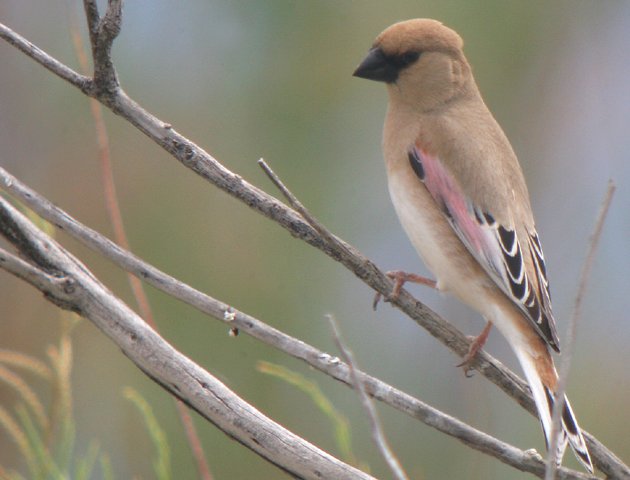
[353,18,593,473]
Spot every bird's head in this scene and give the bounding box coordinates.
[354,19,474,111]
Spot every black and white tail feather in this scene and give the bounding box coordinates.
[519,352,593,473]
[543,386,593,470]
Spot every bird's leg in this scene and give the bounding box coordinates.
[373,270,437,310]
[457,321,493,376]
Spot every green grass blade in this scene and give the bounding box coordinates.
[256,361,357,465]
[99,453,115,480]
[75,441,100,480]
[15,405,65,480]
[0,406,38,479]
[123,387,171,480]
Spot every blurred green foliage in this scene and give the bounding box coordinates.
[0,313,171,480]
[0,314,106,479]
[123,388,171,480]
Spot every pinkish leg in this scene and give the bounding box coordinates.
[373,270,437,310]
[457,321,493,376]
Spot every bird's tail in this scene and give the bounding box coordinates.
[514,348,594,473]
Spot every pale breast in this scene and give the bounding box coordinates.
[387,165,495,316]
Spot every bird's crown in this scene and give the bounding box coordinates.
[374,19,464,57]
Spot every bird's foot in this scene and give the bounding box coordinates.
[373,270,437,310]
[456,321,493,377]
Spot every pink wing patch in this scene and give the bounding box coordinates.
[408,147,504,279]
[408,146,560,350]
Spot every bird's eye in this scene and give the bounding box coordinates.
[394,51,420,69]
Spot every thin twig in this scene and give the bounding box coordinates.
[0,23,91,93]
[327,314,409,480]
[258,158,348,254]
[0,246,60,292]
[546,181,616,480]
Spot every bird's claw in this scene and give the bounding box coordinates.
[456,339,478,377]
[456,322,493,377]
[372,291,386,310]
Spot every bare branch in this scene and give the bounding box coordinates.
[0,23,91,94]
[1,16,627,477]
[546,181,616,479]
[0,246,61,293]
[0,168,599,480]
[82,0,101,42]
[0,196,375,480]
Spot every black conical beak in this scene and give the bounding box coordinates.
[353,47,398,83]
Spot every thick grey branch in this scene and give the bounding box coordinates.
[0,196,375,480]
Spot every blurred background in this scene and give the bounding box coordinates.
[1,1,628,478]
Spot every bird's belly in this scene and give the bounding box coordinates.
[387,170,492,314]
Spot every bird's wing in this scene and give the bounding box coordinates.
[408,144,560,350]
